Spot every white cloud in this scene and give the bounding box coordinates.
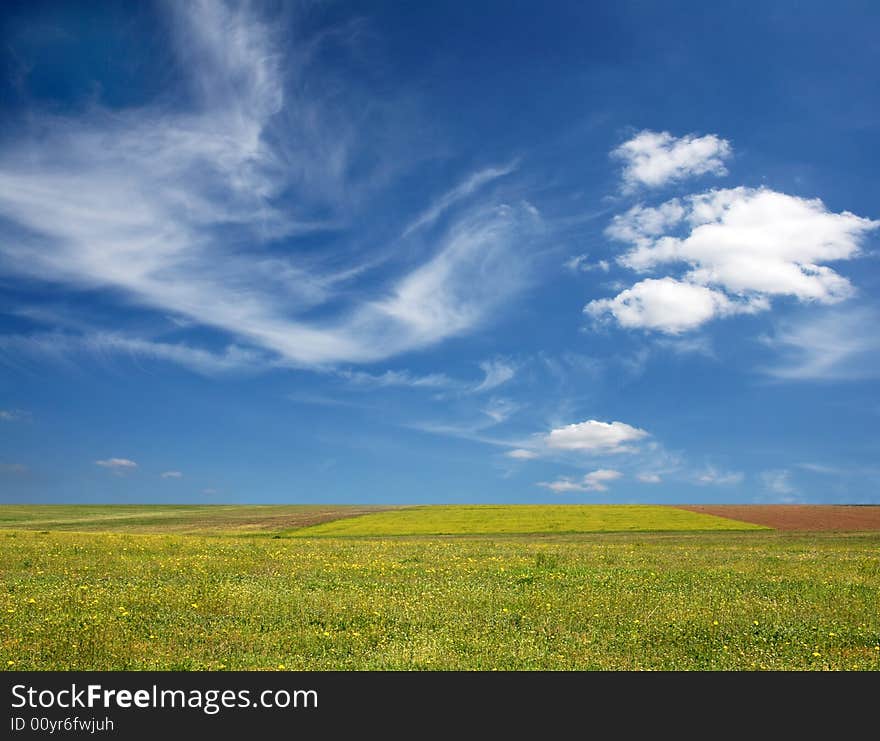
[761,307,880,381]
[538,477,586,493]
[505,448,538,460]
[565,254,610,273]
[589,187,878,333]
[0,463,27,474]
[338,369,453,389]
[0,332,265,375]
[337,357,515,395]
[586,277,760,334]
[761,469,795,495]
[797,462,840,475]
[481,398,519,425]
[402,162,518,237]
[605,201,686,246]
[637,472,662,483]
[161,471,183,479]
[0,2,537,371]
[565,254,589,271]
[583,469,623,491]
[612,130,732,191]
[369,204,537,355]
[95,458,138,471]
[538,468,623,493]
[545,419,649,454]
[620,188,874,298]
[695,466,743,486]
[473,358,516,392]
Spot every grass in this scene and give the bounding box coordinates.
[1,505,878,671]
[290,504,768,536]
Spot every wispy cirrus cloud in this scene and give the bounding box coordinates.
[761,306,880,381]
[0,1,537,372]
[473,358,516,393]
[337,356,516,393]
[336,368,454,389]
[160,471,183,479]
[401,161,518,237]
[480,397,519,425]
[694,466,743,486]
[0,332,267,375]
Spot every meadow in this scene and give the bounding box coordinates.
[290,504,768,536]
[1,505,878,671]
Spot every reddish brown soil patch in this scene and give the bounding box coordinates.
[675,505,880,531]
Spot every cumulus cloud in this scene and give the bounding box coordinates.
[612,130,732,191]
[95,458,138,472]
[586,277,761,334]
[539,468,623,493]
[588,187,878,333]
[605,200,686,246]
[545,419,649,454]
[619,188,873,298]
[161,471,183,479]
[505,448,539,460]
[637,472,662,483]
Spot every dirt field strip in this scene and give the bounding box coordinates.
[674,505,880,531]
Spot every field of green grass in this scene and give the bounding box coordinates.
[1,505,878,671]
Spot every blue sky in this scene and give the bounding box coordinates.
[1,0,879,504]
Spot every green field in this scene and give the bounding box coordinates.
[1,505,878,671]
[290,504,767,536]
